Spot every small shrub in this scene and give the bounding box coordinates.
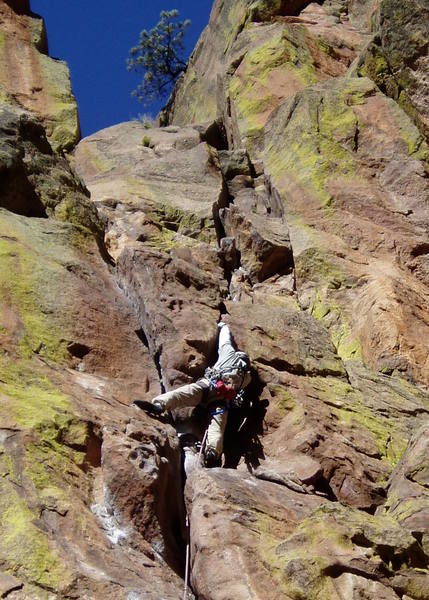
[142,135,151,147]
[137,113,155,128]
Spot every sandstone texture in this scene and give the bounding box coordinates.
[1,0,429,599]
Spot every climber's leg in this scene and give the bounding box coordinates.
[205,404,228,467]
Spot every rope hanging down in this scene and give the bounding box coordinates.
[183,427,208,599]
[183,513,190,600]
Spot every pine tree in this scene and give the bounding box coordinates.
[127,10,191,105]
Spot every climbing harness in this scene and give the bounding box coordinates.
[210,404,228,417]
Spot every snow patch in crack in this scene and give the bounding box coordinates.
[91,486,129,545]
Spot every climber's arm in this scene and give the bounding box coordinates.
[218,322,233,350]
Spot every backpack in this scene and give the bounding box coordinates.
[222,351,251,391]
[205,350,251,391]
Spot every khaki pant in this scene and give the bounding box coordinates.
[153,379,228,457]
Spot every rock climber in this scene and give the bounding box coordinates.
[134,322,251,467]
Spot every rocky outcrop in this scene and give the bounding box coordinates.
[154,1,429,598]
[0,0,79,151]
[264,75,429,384]
[0,205,187,597]
[73,122,224,260]
[0,102,102,238]
[357,0,429,139]
[162,0,366,160]
[1,0,429,599]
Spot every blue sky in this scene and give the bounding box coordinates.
[30,1,213,137]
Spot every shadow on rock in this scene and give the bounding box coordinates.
[223,372,268,470]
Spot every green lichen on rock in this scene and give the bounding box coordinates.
[145,202,216,253]
[25,416,87,511]
[314,376,407,467]
[149,203,215,243]
[257,504,335,600]
[148,228,198,253]
[384,494,429,528]
[225,1,249,52]
[265,78,374,209]
[0,23,79,152]
[28,15,48,52]
[53,193,104,243]
[386,95,429,161]
[0,103,104,242]
[162,64,218,126]
[0,214,72,362]
[268,385,305,427]
[356,0,429,139]
[357,42,392,90]
[331,319,362,361]
[295,247,344,288]
[37,53,80,152]
[295,248,362,360]
[256,513,292,597]
[229,24,318,156]
[356,52,428,160]
[0,463,72,589]
[0,210,92,592]
[310,291,362,361]
[275,502,423,599]
[0,360,71,429]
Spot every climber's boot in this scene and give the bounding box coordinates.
[133,399,164,416]
[204,448,221,468]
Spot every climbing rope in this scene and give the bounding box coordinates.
[198,428,208,466]
[183,427,208,599]
[183,513,190,600]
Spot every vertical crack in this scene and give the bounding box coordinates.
[315,96,323,154]
[154,350,166,394]
[135,328,165,393]
[135,327,149,348]
[353,120,359,152]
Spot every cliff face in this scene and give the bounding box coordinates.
[1,0,429,599]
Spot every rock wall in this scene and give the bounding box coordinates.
[0,0,428,599]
